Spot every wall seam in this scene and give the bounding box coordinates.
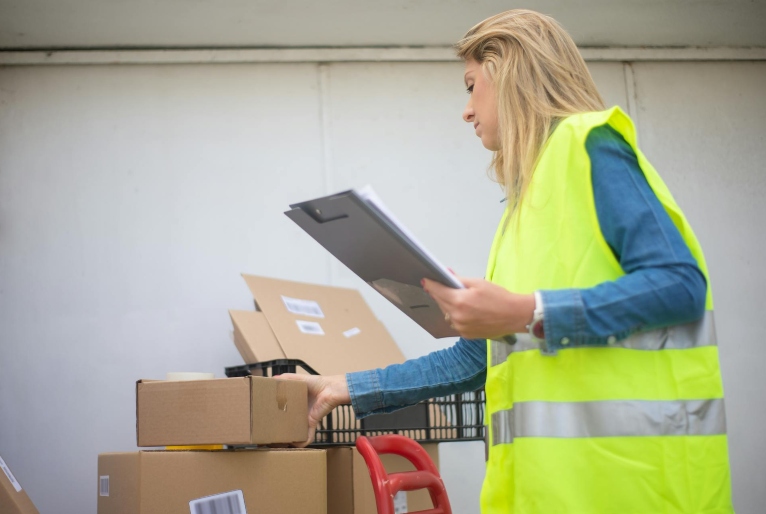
[317,62,335,284]
[623,61,640,142]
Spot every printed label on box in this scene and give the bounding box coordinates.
[99,475,110,497]
[190,490,247,514]
[296,320,325,335]
[281,296,325,318]
[394,491,408,513]
[0,455,22,493]
[343,327,361,338]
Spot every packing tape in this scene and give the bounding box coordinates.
[275,381,289,411]
[166,372,215,381]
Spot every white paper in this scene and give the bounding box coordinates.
[281,295,325,318]
[99,475,110,497]
[0,455,22,493]
[190,490,247,514]
[343,327,361,338]
[296,320,325,335]
[394,491,408,513]
[356,185,463,289]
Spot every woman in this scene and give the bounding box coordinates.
[284,9,733,514]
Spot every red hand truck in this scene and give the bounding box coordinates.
[356,434,452,514]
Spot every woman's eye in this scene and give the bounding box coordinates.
[466,85,474,94]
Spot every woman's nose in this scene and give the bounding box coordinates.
[463,102,474,123]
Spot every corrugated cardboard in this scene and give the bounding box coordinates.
[97,449,326,514]
[0,455,39,514]
[234,275,406,375]
[136,376,308,446]
[326,444,440,514]
[229,310,284,364]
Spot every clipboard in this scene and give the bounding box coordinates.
[285,188,462,338]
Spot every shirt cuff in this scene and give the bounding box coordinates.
[538,288,586,352]
[346,369,385,418]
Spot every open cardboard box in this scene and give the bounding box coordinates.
[230,274,407,375]
[97,448,326,514]
[0,455,39,514]
[228,276,461,513]
[136,376,308,447]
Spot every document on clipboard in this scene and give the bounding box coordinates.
[285,186,463,338]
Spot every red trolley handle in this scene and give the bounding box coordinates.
[356,434,452,514]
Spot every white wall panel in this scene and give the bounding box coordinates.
[631,61,766,514]
[0,58,763,514]
[0,63,327,513]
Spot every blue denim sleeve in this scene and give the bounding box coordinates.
[346,337,487,418]
[540,124,707,350]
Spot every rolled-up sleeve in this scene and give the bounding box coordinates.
[346,337,487,418]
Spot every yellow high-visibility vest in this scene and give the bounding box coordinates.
[481,107,734,514]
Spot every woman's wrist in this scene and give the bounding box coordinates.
[330,374,351,405]
[510,292,536,333]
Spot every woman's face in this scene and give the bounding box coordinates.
[462,59,499,151]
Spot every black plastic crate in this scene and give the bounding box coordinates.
[224,359,486,446]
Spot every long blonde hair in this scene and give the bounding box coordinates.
[455,10,605,209]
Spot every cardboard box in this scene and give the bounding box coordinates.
[231,275,406,375]
[97,449,326,514]
[136,376,308,447]
[0,454,39,514]
[326,444,440,514]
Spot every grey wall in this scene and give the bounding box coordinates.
[0,59,764,513]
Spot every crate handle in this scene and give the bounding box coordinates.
[356,434,451,514]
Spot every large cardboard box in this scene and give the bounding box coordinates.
[326,444,440,514]
[0,455,39,514]
[230,275,407,375]
[136,376,308,447]
[97,449,326,514]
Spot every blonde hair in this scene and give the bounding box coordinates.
[455,10,605,209]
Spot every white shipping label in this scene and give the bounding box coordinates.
[99,475,110,497]
[394,491,408,514]
[190,490,247,514]
[296,320,325,335]
[0,455,22,493]
[343,327,361,338]
[281,296,325,318]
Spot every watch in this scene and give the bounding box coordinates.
[527,291,546,341]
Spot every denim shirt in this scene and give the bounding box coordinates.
[347,125,708,417]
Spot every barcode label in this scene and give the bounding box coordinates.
[190,490,247,514]
[296,320,324,335]
[99,475,109,497]
[282,296,324,318]
[394,491,408,513]
[0,455,22,493]
[343,327,361,338]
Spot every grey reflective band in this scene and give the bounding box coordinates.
[490,310,717,367]
[491,398,726,445]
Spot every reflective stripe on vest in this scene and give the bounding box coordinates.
[490,310,717,367]
[491,398,726,445]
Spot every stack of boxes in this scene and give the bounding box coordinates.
[229,275,442,514]
[96,274,446,513]
[99,374,326,514]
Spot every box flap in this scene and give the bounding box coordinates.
[229,310,285,363]
[137,378,252,446]
[241,275,405,375]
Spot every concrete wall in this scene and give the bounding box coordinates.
[0,59,764,513]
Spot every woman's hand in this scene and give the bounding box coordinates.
[277,373,350,447]
[423,276,535,339]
